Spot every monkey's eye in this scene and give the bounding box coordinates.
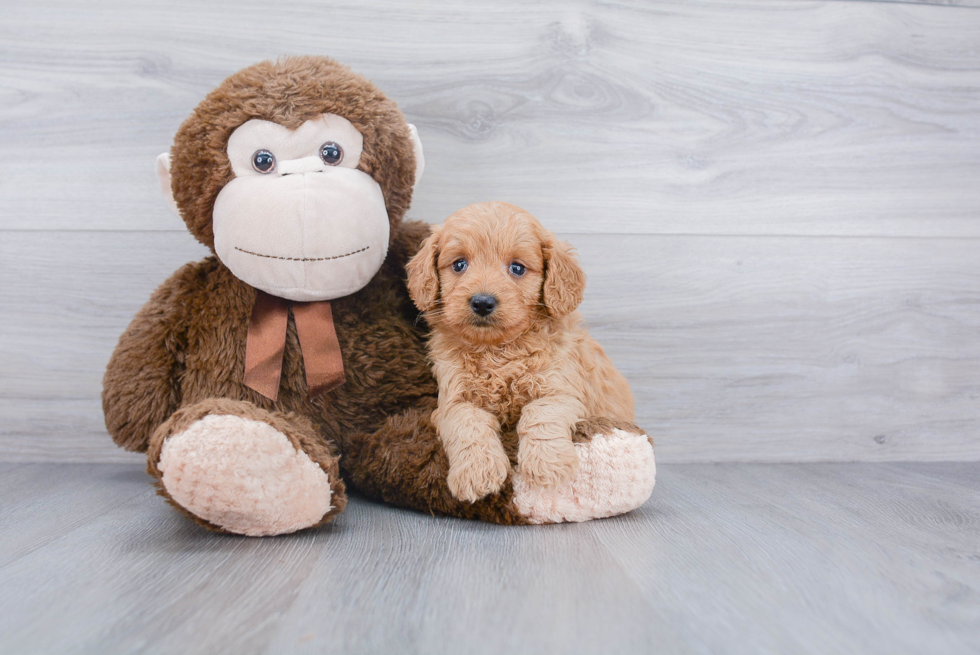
[452,259,468,273]
[509,262,526,277]
[252,150,276,174]
[319,141,344,166]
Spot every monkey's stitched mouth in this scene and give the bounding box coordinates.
[234,245,369,262]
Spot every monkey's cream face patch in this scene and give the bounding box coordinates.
[226,114,364,177]
[213,114,390,302]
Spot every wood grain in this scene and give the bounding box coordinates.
[1,231,977,463]
[0,0,978,236]
[578,233,980,462]
[1,0,978,465]
[0,463,152,568]
[593,462,980,654]
[2,2,979,652]
[0,462,978,654]
[840,1,980,7]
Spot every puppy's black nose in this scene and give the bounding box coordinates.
[470,294,497,317]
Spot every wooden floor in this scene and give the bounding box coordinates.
[1,463,977,655]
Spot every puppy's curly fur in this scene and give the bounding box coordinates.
[406,202,635,503]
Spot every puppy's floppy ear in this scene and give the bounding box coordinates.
[406,226,442,312]
[542,234,586,318]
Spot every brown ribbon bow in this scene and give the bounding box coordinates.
[243,290,346,402]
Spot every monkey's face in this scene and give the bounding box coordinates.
[208,113,390,301]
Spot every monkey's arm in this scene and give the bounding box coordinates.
[102,261,207,452]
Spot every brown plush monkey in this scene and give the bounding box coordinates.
[102,56,656,536]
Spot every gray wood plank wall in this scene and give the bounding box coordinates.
[1,0,978,463]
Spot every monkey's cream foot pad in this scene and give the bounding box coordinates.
[511,429,656,524]
[158,414,334,536]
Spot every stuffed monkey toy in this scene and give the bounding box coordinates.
[102,56,656,536]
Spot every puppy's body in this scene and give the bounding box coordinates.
[407,202,635,503]
[430,313,633,430]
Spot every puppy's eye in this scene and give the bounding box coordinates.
[252,150,276,174]
[509,262,526,277]
[452,259,468,273]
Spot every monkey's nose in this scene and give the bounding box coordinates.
[470,294,497,317]
[277,156,324,176]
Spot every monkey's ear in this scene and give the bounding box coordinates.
[156,152,180,217]
[408,124,425,189]
[542,235,586,319]
[406,226,441,313]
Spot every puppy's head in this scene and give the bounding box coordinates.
[406,202,586,346]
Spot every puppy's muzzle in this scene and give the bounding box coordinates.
[470,294,498,317]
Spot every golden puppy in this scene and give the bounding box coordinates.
[406,201,635,503]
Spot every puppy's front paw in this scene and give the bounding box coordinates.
[447,441,511,503]
[518,437,579,489]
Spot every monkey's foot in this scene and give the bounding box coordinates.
[511,428,656,524]
[155,410,341,536]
